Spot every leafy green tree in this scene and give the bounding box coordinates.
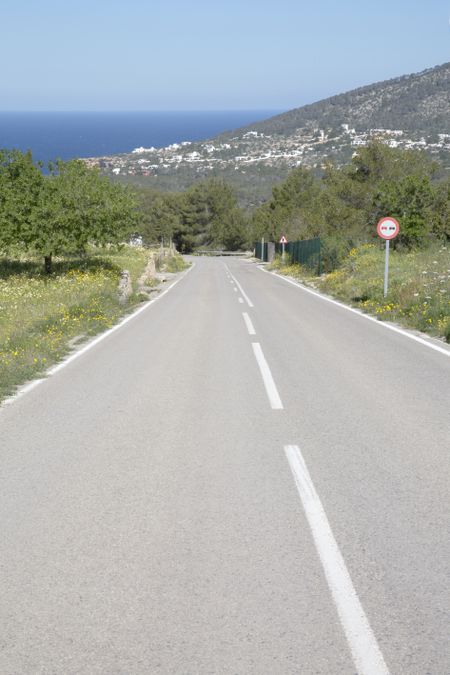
[0,149,44,252]
[201,179,237,246]
[350,140,437,186]
[251,167,323,243]
[39,160,138,272]
[221,207,247,250]
[430,179,450,240]
[170,178,247,252]
[136,187,181,245]
[252,167,320,240]
[173,188,208,252]
[372,175,435,247]
[0,152,138,272]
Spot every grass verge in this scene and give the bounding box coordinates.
[269,243,450,343]
[158,251,190,273]
[0,246,180,402]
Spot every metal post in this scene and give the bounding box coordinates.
[282,242,285,262]
[261,237,264,262]
[384,239,390,297]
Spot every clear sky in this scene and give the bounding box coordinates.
[1,0,449,112]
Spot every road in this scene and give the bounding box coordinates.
[1,256,450,674]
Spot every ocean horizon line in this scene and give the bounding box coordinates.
[0,108,284,114]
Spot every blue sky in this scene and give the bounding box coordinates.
[1,0,449,111]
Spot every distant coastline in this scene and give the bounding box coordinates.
[0,110,282,165]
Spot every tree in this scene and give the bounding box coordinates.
[135,188,180,246]
[0,149,44,252]
[251,167,323,243]
[0,152,138,272]
[170,178,247,252]
[221,207,247,250]
[350,140,437,186]
[249,140,443,266]
[430,180,450,240]
[372,175,436,247]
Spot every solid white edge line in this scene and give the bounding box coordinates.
[284,445,390,675]
[251,342,283,409]
[224,264,254,307]
[1,263,195,408]
[242,312,256,335]
[260,267,450,358]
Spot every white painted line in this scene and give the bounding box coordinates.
[260,267,450,358]
[1,264,195,408]
[233,287,238,292]
[252,342,283,409]
[238,297,244,304]
[224,264,254,307]
[5,377,46,401]
[242,312,256,335]
[284,444,390,675]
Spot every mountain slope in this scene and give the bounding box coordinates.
[220,62,450,138]
[87,62,450,205]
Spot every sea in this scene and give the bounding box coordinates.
[0,111,280,165]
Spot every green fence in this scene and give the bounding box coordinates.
[275,237,321,274]
[254,241,269,262]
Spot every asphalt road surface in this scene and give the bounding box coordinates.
[1,257,450,674]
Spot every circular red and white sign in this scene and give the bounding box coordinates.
[377,217,400,240]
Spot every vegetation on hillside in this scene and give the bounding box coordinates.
[222,62,450,137]
[101,62,450,205]
[128,140,450,273]
[250,141,450,268]
[3,142,448,265]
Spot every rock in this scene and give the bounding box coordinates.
[118,270,132,304]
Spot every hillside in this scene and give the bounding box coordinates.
[85,62,450,205]
[222,62,450,138]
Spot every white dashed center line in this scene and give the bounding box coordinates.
[252,343,283,409]
[284,444,390,675]
[242,312,256,335]
[224,265,254,307]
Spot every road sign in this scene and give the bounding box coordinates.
[377,217,400,240]
[279,235,288,261]
[376,217,400,297]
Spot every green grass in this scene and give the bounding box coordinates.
[159,251,189,273]
[270,243,450,343]
[0,246,163,401]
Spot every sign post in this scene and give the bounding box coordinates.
[376,218,400,297]
[279,235,288,261]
